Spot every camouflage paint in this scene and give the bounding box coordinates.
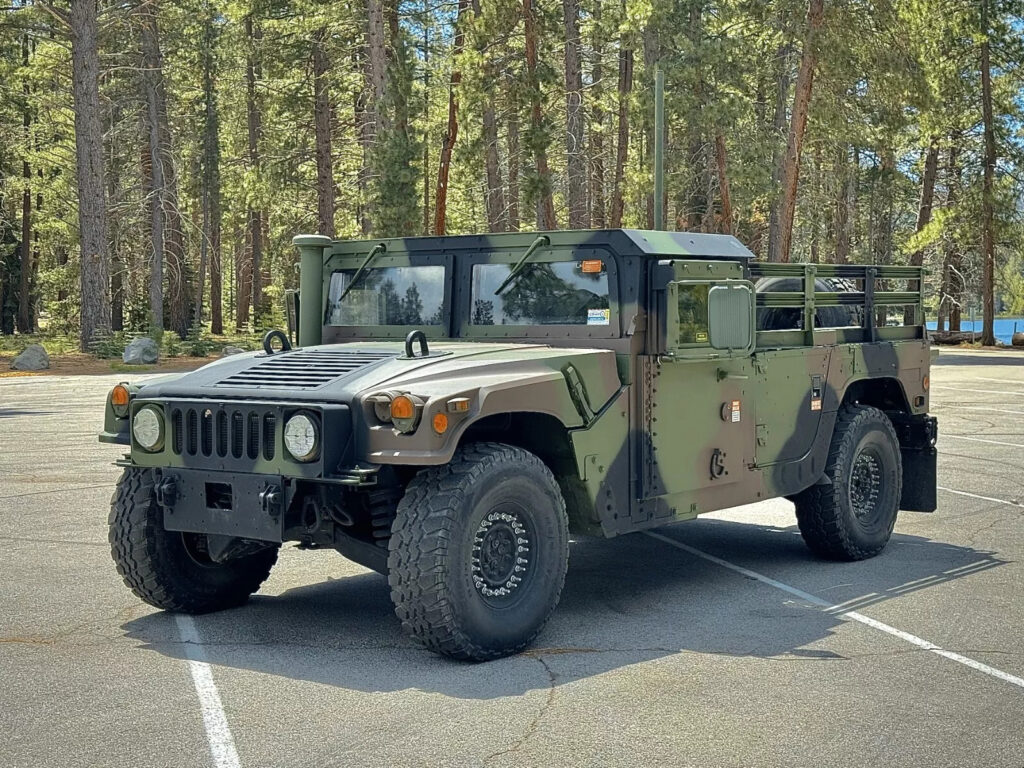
[99,228,935,547]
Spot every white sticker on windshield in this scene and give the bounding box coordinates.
[587,308,611,326]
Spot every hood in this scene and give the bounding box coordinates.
[136,341,574,403]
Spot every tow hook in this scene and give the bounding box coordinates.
[155,474,178,509]
[260,484,283,517]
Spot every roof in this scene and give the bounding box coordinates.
[300,229,756,261]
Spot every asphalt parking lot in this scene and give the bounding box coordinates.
[1,348,1022,768]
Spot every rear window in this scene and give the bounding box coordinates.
[469,262,611,326]
[325,266,446,326]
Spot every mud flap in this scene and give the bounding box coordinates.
[893,415,938,512]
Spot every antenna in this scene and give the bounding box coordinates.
[654,66,665,230]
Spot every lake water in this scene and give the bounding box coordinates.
[925,317,1024,345]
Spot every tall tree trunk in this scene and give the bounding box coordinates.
[242,15,264,327]
[140,0,188,337]
[765,41,793,260]
[523,0,556,230]
[506,76,521,231]
[944,139,963,332]
[642,21,660,229]
[200,1,222,333]
[471,0,506,233]
[904,137,939,324]
[563,0,586,228]
[589,0,605,229]
[139,2,166,332]
[18,33,32,333]
[313,27,336,238]
[714,132,732,234]
[769,0,823,262]
[434,0,468,235]
[833,144,856,264]
[686,2,706,231]
[421,4,430,235]
[70,0,111,350]
[609,40,632,228]
[979,0,996,346]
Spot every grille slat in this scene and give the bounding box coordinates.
[168,404,281,463]
[215,350,393,390]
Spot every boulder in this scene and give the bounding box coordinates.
[221,346,247,357]
[123,337,159,365]
[10,343,49,371]
[1012,332,1024,348]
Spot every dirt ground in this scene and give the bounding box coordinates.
[0,352,218,378]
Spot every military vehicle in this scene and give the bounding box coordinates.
[100,228,936,661]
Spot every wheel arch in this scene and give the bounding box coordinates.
[456,411,597,534]
[840,376,912,415]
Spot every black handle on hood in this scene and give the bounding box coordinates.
[263,329,292,354]
[404,330,429,358]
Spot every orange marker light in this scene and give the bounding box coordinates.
[111,384,130,417]
[432,412,449,434]
[390,395,416,421]
[922,375,930,391]
[581,259,603,274]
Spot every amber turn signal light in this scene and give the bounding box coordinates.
[111,384,130,418]
[432,412,449,434]
[390,395,416,421]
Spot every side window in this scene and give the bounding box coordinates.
[676,283,710,346]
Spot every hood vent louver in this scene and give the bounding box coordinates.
[215,350,394,390]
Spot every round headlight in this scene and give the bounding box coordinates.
[132,406,164,451]
[284,413,319,461]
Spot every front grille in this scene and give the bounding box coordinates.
[215,350,394,390]
[169,405,277,462]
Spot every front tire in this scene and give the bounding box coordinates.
[388,443,569,661]
[793,404,902,560]
[109,468,279,613]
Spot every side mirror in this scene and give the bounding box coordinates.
[708,283,755,353]
[665,280,754,358]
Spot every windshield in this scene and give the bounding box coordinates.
[325,266,446,326]
[470,261,611,326]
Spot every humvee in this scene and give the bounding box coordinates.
[100,229,937,660]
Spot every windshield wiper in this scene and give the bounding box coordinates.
[338,242,387,302]
[493,235,550,296]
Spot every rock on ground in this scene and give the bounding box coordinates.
[122,337,159,365]
[221,346,247,357]
[10,344,50,371]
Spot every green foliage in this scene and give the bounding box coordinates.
[0,0,1023,353]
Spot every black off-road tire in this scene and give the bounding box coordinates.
[793,404,902,561]
[109,468,279,613]
[388,442,569,661]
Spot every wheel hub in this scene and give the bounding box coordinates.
[471,511,530,599]
[850,450,882,520]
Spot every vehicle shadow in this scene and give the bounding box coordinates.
[120,517,1003,700]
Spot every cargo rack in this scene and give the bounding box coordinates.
[747,262,926,348]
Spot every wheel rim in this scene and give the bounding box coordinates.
[849,447,883,524]
[471,507,533,606]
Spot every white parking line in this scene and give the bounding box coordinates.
[175,615,241,768]
[932,385,1024,397]
[938,486,1024,508]
[941,434,1024,449]
[644,531,1024,691]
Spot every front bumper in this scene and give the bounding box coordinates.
[154,467,289,543]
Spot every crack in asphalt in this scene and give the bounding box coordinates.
[482,654,557,766]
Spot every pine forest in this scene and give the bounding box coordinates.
[1,0,1023,351]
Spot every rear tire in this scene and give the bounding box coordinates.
[109,468,279,613]
[388,442,569,661]
[793,405,902,561]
